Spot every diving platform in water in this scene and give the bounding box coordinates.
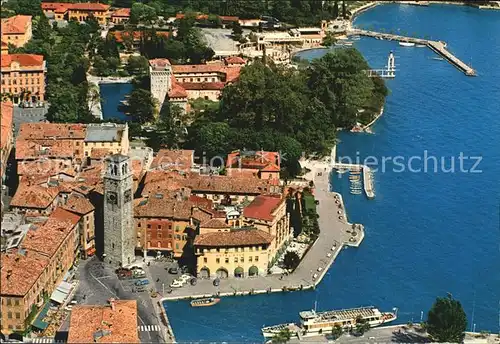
[348,29,476,76]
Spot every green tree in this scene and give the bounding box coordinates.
[231,21,244,41]
[271,328,292,343]
[354,315,370,335]
[150,102,187,149]
[93,56,111,76]
[186,121,231,158]
[321,32,337,47]
[426,294,467,343]
[118,89,158,124]
[126,55,150,76]
[331,324,343,339]
[130,3,157,24]
[283,251,300,271]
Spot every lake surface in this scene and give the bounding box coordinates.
[165,4,500,341]
[99,83,133,121]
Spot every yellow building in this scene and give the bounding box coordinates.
[1,15,32,48]
[41,2,110,25]
[83,123,129,162]
[0,208,81,332]
[242,195,292,261]
[194,228,275,278]
[1,101,13,182]
[1,53,46,106]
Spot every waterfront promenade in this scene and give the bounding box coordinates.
[161,161,364,302]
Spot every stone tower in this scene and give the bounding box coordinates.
[149,58,172,112]
[103,154,135,267]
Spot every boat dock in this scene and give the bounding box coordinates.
[348,29,476,76]
[333,162,375,199]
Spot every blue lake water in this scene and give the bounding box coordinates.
[165,4,500,341]
[99,83,133,121]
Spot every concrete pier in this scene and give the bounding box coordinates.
[348,29,476,76]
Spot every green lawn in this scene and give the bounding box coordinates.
[303,192,316,214]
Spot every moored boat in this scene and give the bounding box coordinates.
[399,41,415,47]
[190,297,220,307]
[262,306,397,338]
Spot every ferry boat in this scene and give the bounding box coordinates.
[190,297,220,307]
[262,306,397,338]
[399,41,415,47]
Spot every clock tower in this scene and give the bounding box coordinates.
[103,154,135,267]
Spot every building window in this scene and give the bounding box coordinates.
[175,226,179,232]
[203,257,207,263]
[7,312,12,319]
[147,224,151,229]
[175,243,179,249]
[216,258,220,263]
[225,258,229,263]
[6,299,11,306]
[15,312,20,319]
[255,256,259,261]
[157,233,162,238]
[138,223,141,227]
[240,257,244,263]
[249,256,252,262]
[158,225,162,229]
[234,257,238,263]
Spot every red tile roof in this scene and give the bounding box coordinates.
[172,64,241,82]
[168,77,188,99]
[178,82,225,91]
[111,7,130,17]
[90,147,111,159]
[22,207,80,258]
[18,123,86,140]
[224,56,246,65]
[10,183,59,209]
[1,15,31,34]
[243,195,284,221]
[61,193,95,215]
[16,139,78,160]
[0,250,50,297]
[226,150,280,170]
[194,229,274,247]
[41,2,110,12]
[0,54,44,68]
[150,149,194,171]
[134,197,194,220]
[188,195,213,209]
[68,300,140,344]
[200,218,230,229]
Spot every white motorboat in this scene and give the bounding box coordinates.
[399,41,415,47]
[262,306,398,338]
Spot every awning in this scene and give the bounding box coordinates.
[57,281,72,294]
[234,267,244,274]
[249,266,258,274]
[32,303,50,330]
[50,289,67,304]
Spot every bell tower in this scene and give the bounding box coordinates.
[103,154,135,267]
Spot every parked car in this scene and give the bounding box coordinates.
[135,279,150,286]
[179,274,192,283]
[168,267,179,274]
[170,280,184,288]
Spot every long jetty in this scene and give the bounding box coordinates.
[348,29,476,76]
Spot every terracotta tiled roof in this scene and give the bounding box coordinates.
[1,101,13,151]
[17,160,76,177]
[194,229,274,247]
[224,56,246,65]
[1,15,31,34]
[16,139,78,160]
[134,197,194,220]
[18,123,86,140]
[168,77,188,99]
[200,218,230,229]
[142,171,280,196]
[261,163,280,172]
[226,150,280,170]
[10,183,59,209]
[0,54,44,68]
[90,147,111,159]
[111,7,130,17]
[188,195,212,209]
[178,82,225,91]
[225,168,259,179]
[114,31,169,43]
[22,207,80,258]
[150,149,194,171]
[243,195,284,221]
[0,250,49,297]
[172,64,241,83]
[67,300,140,344]
[41,2,110,12]
[219,15,239,22]
[61,193,95,215]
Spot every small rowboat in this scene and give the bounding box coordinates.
[190,297,220,307]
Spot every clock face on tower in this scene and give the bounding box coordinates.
[124,189,132,203]
[106,191,117,204]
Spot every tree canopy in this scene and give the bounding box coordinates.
[426,294,467,343]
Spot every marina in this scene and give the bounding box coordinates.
[348,28,477,76]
